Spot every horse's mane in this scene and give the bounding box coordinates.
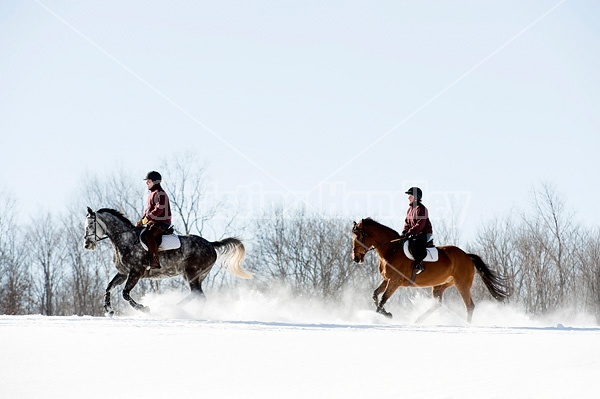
[362,217,400,237]
[97,208,135,227]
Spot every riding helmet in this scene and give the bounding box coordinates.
[405,187,423,200]
[144,171,162,183]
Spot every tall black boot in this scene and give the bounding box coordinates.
[143,230,161,270]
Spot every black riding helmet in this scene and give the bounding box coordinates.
[405,186,423,201]
[144,171,162,184]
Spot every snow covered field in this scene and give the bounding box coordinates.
[2,290,599,399]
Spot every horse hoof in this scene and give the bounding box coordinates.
[376,308,393,319]
[105,310,115,317]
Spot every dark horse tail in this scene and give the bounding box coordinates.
[468,254,510,301]
[211,237,253,280]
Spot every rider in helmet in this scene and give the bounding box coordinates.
[138,171,172,269]
[400,187,433,275]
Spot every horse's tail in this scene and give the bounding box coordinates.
[468,253,510,301]
[211,237,253,279]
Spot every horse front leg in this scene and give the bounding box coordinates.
[414,285,448,324]
[376,279,400,319]
[105,273,127,316]
[122,269,149,313]
[373,279,389,308]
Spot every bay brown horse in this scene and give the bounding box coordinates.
[352,218,509,322]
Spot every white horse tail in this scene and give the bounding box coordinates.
[211,237,253,279]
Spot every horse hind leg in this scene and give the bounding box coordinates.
[105,273,127,316]
[177,275,207,307]
[456,282,475,323]
[414,283,450,324]
[189,278,206,299]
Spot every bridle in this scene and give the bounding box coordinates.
[85,212,138,244]
[353,220,422,288]
[353,223,403,257]
[352,225,374,255]
[84,213,110,243]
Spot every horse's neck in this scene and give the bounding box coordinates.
[99,214,122,234]
[98,213,133,245]
[367,224,399,245]
[368,225,400,261]
[369,225,400,252]
[101,214,135,257]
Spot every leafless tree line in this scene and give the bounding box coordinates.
[470,184,600,319]
[1,163,599,320]
[244,206,375,300]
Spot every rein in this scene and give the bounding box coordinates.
[369,237,403,252]
[354,226,403,253]
[85,214,135,243]
[354,226,419,287]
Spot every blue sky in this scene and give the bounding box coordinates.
[1,0,599,241]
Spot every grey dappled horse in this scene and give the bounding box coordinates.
[84,207,252,315]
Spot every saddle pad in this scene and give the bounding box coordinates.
[140,233,181,252]
[403,241,439,262]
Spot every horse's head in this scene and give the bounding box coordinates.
[83,207,106,251]
[352,219,373,263]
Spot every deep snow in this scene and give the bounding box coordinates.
[1,290,599,399]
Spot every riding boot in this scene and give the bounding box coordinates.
[148,252,161,270]
[143,231,161,270]
[408,233,428,275]
[414,261,425,275]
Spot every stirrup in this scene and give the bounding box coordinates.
[147,262,161,270]
[148,255,161,270]
[415,262,425,275]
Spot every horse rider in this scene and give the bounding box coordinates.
[399,187,433,275]
[137,171,172,269]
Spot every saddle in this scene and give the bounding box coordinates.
[403,240,439,262]
[139,227,181,252]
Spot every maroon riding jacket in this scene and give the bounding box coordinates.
[144,184,172,225]
[402,201,433,236]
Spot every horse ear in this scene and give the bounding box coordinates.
[87,207,94,215]
[353,221,357,227]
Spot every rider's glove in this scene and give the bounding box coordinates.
[136,217,149,227]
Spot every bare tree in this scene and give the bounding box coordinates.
[432,198,464,246]
[26,212,69,315]
[524,183,580,309]
[470,184,587,316]
[159,152,225,235]
[62,212,108,315]
[79,168,143,217]
[0,193,31,314]
[470,217,517,302]
[246,206,360,300]
[579,229,600,319]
